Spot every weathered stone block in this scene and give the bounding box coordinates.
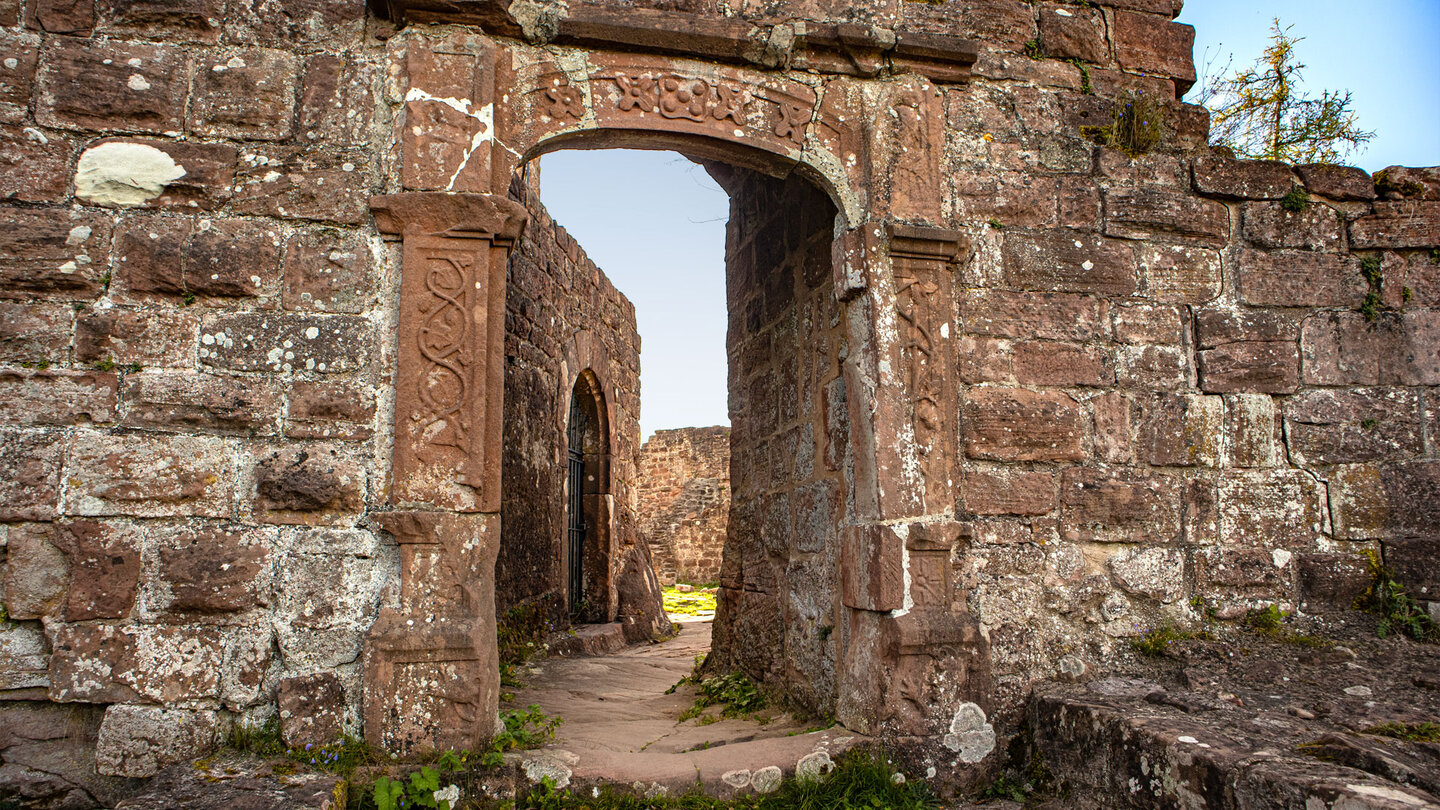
[1137,243,1221,304]
[1037,3,1107,64]
[1384,538,1438,599]
[1105,188,1228,244]
[1060,468,1182,543]
[1194,546,1290,597]
[0,33,40,120]
[1242,202,1345,252]
[299,54,376,146]
[95,0,225,42]
[232,147,370,224]
[1350,201,1440,250]
[53,519,141,621]
[1091,391,1131,463]
[47,624,139,703]
[1296,164,1376,202]
[284,378,375,440]
[63,431,235,517]
[0,124,72,202]
[121,371,281,435]
[960,288,1105,341]
[962,468,1055,516]
[1329,461,1439,540]
[50,623,224,704]
[1218,469,1322,546]
[1236,249,1367,307]
[901,0,1036,50]
[1113,11,1195,89]
[199,312,370,374]
[283,227,372,313]
[278,672,345,748]
[0,620,51,693]
[1302,311,1439,386]
[1002,229,1137,295]
[963,387,1086,462]
[1112,303,1184,345]
[1108,546,1185,603]
[274,528,393,669]
[75,307,198,367]
[110,214,190,299]
[251,445,364,525]
[1012,340,1113,386]
[36,38,189,133]
[1194,308,1299,347]
[1192,156,1295,200]
[75,138,237,210]
[0,428,63,521]
[225,0,364,46]
[3,523,68,620]
[1140,393,1223,467]
[1114,344,1189,390]
[791,478,837,554]
[186,218,283,301]
[0,369,117,425]
[952,171,1059,228]
[1296,552,1373,612]
[0,207,112,300]
[840,523,904,611]
[189,48,298,141]
[0,301,74,364]
[95,705,218,778]
[1285,388,1424,467]
[28,0,95,34]
[1223,394,1281,469]
[157,525,270,612]
[1198,340,1298,394]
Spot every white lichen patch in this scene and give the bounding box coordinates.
[750,766,783,794]
[796,750,834,782]
[75,142,187,207]
[941,702,995,763]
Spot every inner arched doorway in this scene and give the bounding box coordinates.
[565,370,611,623]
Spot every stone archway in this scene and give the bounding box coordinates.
[366,10,989,761]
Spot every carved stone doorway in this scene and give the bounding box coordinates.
[565,370,611,624]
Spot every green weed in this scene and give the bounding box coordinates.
[1131,624,1210,658]
[1081,92,1164,158]
[1280,186,1311,212]
[1357,556,1438,642]
[1364,722,1440,743]
[679,672,768,722]
[480,705,563,768]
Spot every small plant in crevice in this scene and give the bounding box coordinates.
[1364,722,1440,743]
[1131,624,1211,658]
[1358,254,1386,322]
[93,357,117,372]
[1280,186,1311,212]
[1071,59,1094,95]
[1081,92,1164,158]
[1356,553,1438,643]
[987,218,1006,231]
[1243,604,1332,649]
[1430,248,1440,265]
[480,704,563,768]
[1023,37,1043,60]
[678,671,768,722]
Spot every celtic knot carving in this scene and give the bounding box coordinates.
[416,254,472,459]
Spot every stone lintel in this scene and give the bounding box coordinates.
[370,192,528,242]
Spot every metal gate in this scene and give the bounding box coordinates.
[566,394,587,617]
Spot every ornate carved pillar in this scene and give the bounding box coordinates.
[365,191,527,753]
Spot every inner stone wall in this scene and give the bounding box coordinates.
[708,168,848,719]
[498,169,643,623]
[636,426,730,586]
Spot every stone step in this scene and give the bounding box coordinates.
[546,622,627,657]
[114,756,340,809]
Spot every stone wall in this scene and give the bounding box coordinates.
[636,426,730,586]
[499,168,643,623]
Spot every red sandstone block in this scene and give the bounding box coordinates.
[971,50,1085,92]
[0,428,63,520]
[1296,163,1376,202]
[1002,229,1138,295]
[962,387,1086,462]
[0,368,116,425]
[1060,467,1183,543]
[1350,201,1440,250]
[1112,302,1184,345]
[1222,394,1281,469]
[36,37,190,134]
[1194,546,1290,597]
[1091,391,1132,463]
[225,0,364,46]
[76,308,196,369]
[77,138,237,210]
[283,227,372,314]
[121,371,281,435]
[1218,469,1323,547]
[956,336,1014,385]
[1330,461,1440,540]
[189,48,297,141]
[1384,250,1440,308]
[1037,3,1108,64]
[0,0,19,26]
[199,311,370,374]
[1092,0,1182,16]
[1384,537,1440,599]
[49,623,223,704]
[29,0,95,34]
[0,32,39,121]
[960,288,1106,341]
[1302,311,1440,387]
[1198,341,1298,394]
[1097,150,1189,188]
[156,525,270,612]
[0,206,112,301]
[187,218,283,302]
[0,125,72,202]
[1113,11,1195,91]
[249,443,366,525]
[1136,242,1221,304]
[299,54,376,147]
[1104,188,1229,244]
[63,430,236,517]
[1376,167,1440,201]
[109,214,189,300]
[1114,344,1189,390]
[963,468,1056,516]
[1087,67,1177,102]
[1139,392,1223,467]
[952,171,1059,228]
[1012,340,1113,387]
[1059,176,1101,229]
[1236,249,1367,308]
[0,301,74,364]
[841,523,905,612]
[96,0,225,43]
[232,147,371,224]
[52,519,142,620]
[1192,156,1295,200]
[1242,202,1345,252]
[1297,552,1373,612]
[1284,388,1424,467]
[900,0,1036,51]
[3,523,68,620]
[1194,308,1298,348]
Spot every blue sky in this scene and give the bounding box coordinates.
[539,2,1439,441]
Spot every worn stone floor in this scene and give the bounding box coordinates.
[505,617,863,798]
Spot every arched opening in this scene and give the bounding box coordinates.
[565,370,611,623]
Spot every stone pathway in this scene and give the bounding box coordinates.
[507,618,864,798]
